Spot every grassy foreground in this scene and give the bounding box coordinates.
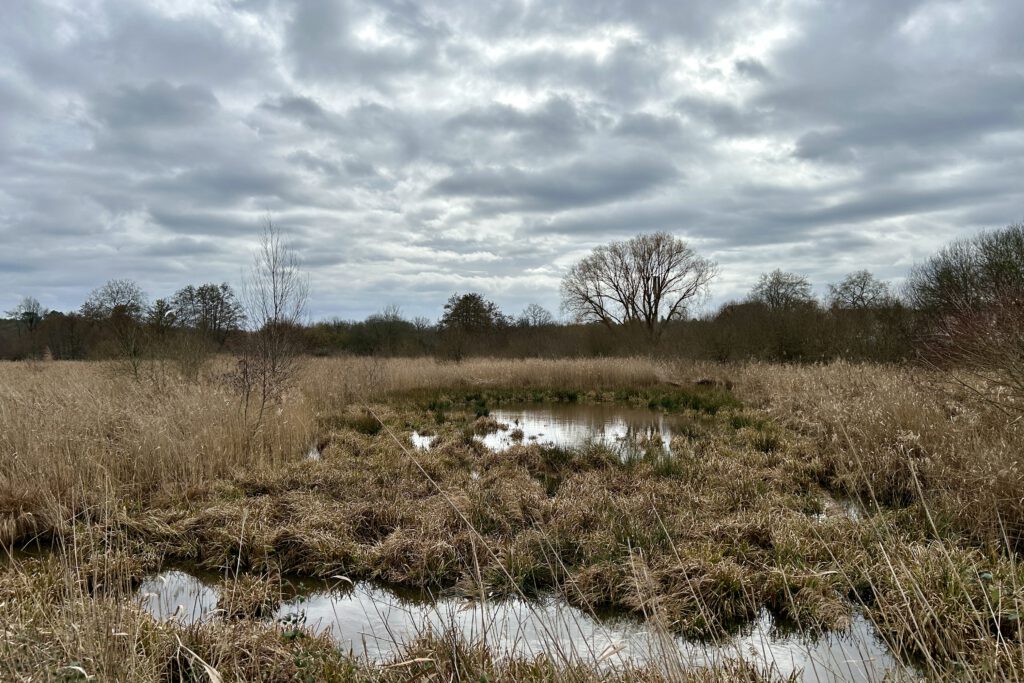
[1,357,1022,681]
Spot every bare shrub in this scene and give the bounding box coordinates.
[235,217,309,429]
[909,224,1024,412]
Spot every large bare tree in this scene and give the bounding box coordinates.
[561,232,718,342]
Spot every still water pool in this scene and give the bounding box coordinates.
[414,403,690,453]
[138,569,902,682]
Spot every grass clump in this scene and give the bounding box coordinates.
[218,572,283,620]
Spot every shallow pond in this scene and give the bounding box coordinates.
[138,570,902,682]
[414,403,691,454]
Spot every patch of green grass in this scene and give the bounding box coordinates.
[644,387,741,415]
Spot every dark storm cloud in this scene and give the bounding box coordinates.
[1,0,1023,318]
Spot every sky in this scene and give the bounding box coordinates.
[1,0,1022,322]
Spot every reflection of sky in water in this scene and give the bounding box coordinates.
[139,571,901,682]
[414,404,684,453]
[138,570,219,624]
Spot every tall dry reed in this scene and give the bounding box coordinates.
[0,361,316,546]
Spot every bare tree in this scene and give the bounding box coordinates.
[929,289,1024,413]
[828,270,893,309]
[561,232,717,342]
[907,223,1024,314]
[236,217,309,426]
[81,279,148,320]
[172,282,245,347]
[517,303,555,328]
[81,279,150,376]
[750,270,815,310]
[7,296,47,333]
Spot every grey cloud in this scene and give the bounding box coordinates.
[2,0,1024,318]
[444,96,598,154]
[674,96,765,137]
[734,58,772,80]
[138,236,225,258]
[140,165,303,207]
[2,2,273,91]
[433,156,680,212]
[498,41,667,103]
[92,82,220,128]
[149,210,261,237]
[343,158,378,177]
[613,112,684,140]
[288,150,343,177]
[792,77,1024,163]
[476,0,756,43]
[260,95,331,127]
[285,0,451,89]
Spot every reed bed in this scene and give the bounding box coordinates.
[1,356,1023,680]
[723,360,1024,549]
[301,355,667,401]
[0,360,316,547]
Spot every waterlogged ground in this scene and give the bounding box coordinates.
[137,568,900,683]
[16,378,989,680]
[5,361,1023,681]
[122,385,928,680]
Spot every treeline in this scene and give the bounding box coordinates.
[0,270,926,363]
[300,274,915,362]
[2,223,1021,366]
[1,280,247,364]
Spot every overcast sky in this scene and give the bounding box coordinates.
[2,0,1022,321]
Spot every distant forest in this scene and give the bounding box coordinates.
[3,223,1021,366]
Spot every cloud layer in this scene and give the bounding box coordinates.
[2,0,1022,320]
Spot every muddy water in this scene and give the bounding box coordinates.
[138,570,902,682]
[415,404,690,453]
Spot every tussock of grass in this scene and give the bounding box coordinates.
[218,573,282,620]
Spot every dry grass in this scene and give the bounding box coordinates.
[2,356,1024,680]
[722,361,1024,548]
[0,360,316,547]
[300,355,666,405]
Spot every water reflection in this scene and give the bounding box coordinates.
[138,570,903,682]
[415,404,689,454]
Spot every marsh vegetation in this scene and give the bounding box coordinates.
[1,224,1022,680]
[1,356,1022,681]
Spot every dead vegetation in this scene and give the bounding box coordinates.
[1,357,1023,680]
